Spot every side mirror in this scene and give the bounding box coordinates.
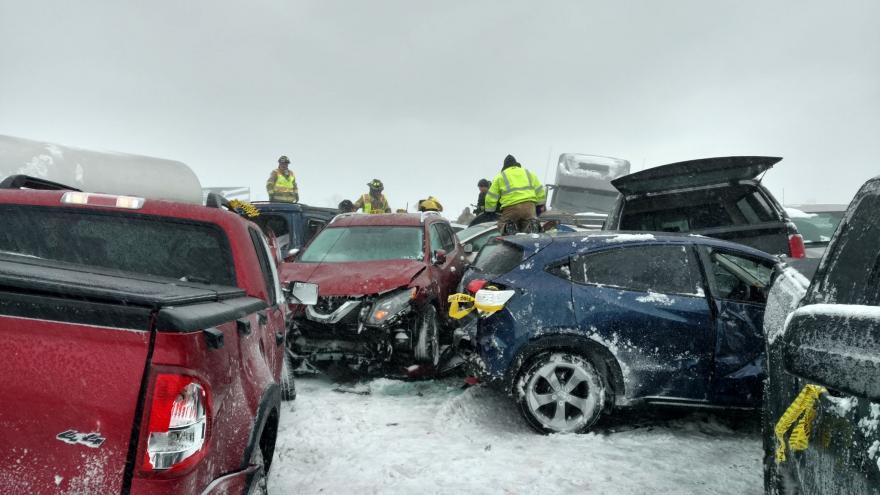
[284,248,300,263]
[782,305,880,400]
[284,281,319,305]
[433,249,447,265]
[463,244,474,254]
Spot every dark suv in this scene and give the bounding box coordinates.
[763,176,880,494]
[281,212,466,373]
[605,156,805,258]
[252,202,339,260]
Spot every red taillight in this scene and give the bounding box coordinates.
[466,279,488,294]
[788,234,806,259]
[141,373,210,473]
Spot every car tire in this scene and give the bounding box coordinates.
[280,352,297,401]
[413,305,440,367]
[246,444,269,495]
[516,351,606,434]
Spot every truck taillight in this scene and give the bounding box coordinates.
[143,374,209,472]
[788,234,806,259]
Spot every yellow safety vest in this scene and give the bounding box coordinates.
[484,166,546,212]
[361,193,388,214]
[270,171,298,203]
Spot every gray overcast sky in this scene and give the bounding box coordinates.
[1,1,878,215]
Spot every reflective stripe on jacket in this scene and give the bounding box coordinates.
[483,166,546,212]
[361,193,389,214]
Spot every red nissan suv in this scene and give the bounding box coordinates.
[281,212,466,374]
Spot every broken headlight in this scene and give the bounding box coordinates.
[366,288,416,325]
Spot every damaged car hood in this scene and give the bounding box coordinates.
[281,259,426,296]
[611,156,781,196]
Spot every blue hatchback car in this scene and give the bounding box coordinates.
[458,231,779,434]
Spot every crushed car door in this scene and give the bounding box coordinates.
[699,246,774,405]
[570,243,713,401]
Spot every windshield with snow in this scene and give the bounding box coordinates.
[791,211,844,245]
[0,206,236,285]
[299,226,424,263]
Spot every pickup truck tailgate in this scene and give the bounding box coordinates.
[0,309,151,494]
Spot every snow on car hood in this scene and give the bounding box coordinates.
[280,259,426,296]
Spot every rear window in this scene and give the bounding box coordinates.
[620,185,780,233]
[472,241,524,275]
[0,206,236,285]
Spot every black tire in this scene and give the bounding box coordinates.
[246,443,269,495]
[515,351,606,434]
[413,305,440,367]
[281,352,297,401]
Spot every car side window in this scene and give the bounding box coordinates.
[249,228,282,305]
[705,249,773,304]
[571,244,703,295]
[429,224,444,253]
[812,193,880,306]
[438,224,456,252]
[254,213,294,252]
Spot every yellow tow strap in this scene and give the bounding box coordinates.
[774,384,827,463]
[448,293,475,320]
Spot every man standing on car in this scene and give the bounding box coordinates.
[354,179,391,214]
[484,154,546,232]
[266,155,299,203]
[474,178,491,214]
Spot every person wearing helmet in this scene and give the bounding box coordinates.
[417,196,443,212]
[353,179,391,214]
[337,199,356,213]
[484,154,546,232]
[266,155,299,203]
[474,178,491,214]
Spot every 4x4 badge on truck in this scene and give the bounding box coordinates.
[56,430,105,448]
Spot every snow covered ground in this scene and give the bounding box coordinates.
[269,376,763,494]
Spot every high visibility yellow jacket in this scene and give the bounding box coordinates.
[484,165,546,212]
[356,193,390,214]
[266,169,299,203]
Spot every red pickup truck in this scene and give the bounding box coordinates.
[0,176,311,494]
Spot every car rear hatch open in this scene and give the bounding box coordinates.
[611,156,781,196]
[0,256,251,494]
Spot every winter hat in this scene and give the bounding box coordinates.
[502,154,518,169]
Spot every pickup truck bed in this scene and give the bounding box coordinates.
[0,185,290,494]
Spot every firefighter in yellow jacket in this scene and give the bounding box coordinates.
[266,155,299,203]
[484,154,546,232]
[353,179,391,214]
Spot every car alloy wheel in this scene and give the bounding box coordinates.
[517,352,605,434]
[413,305,440,366]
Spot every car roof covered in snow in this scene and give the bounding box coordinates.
[498,230,779,261]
